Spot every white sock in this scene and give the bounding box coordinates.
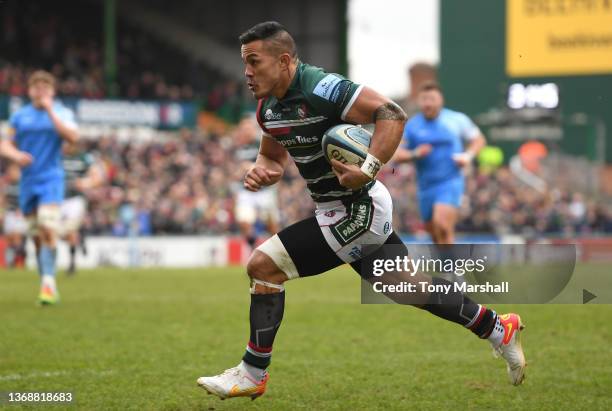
[487,316,504,347]
[41,275,57,293]
[238,361,266,381]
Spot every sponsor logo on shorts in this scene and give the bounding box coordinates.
[348,246,363,260]
[341,204,367,237]
[330,198,373,246]
[383,221,391,234]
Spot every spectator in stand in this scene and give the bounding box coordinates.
[0,1,220,101]
[1,128,611,237]
[1,3,609,237]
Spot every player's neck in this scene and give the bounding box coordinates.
[425,109,442,120]
[271,63,298,100]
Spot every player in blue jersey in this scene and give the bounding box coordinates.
[0,70,79,304]
[393,82,485,244]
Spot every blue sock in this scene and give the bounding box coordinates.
[5,247,15,267]
[39,246,57,276]
[36,251,43,275]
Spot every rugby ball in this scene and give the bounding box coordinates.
[322,124,372,166]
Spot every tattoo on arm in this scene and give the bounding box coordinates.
[373,102,407,122]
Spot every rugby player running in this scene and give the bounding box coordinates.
[197,22,526,400]
[0,70,79,304]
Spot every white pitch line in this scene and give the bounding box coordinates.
[0,369,115,381]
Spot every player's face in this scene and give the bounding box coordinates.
[28,81,55,108]
[241,40,283,99]
[418,89,444,119]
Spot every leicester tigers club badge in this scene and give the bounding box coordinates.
[297,104,307,119]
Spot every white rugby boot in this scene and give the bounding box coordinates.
[492,313,526,385]
[197,365,269,400]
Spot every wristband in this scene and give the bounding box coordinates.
[360,153,384,179]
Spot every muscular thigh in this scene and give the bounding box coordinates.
[431,178,462,227]
[257,216,344,280]
[432,203,458,229]
[256,181,394,280]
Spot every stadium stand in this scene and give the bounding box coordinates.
[1,0,611,239]
[2,129,609,237]
[0,0,239,105]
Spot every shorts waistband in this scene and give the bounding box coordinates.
[314,180,377,209]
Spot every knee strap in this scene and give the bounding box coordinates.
[250,278,285,294]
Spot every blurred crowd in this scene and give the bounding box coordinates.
[0,1,243,105]
[384,163,612,237]
[1,1,611,239]
[68,128,313,236]
[459,169,612,236]
[3,126,610,238]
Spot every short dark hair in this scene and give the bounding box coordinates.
[239,21,297,59]
[418,81,442,94]
[409,62,437,76]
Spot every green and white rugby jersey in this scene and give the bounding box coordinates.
[63,152,94,198]
[256,61,373,203]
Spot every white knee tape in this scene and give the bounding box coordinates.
[256,234,300,280]
[250,278,285,294]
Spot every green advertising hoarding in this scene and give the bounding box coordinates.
[439,0,612,163]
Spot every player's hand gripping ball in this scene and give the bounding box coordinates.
[322,124,373,189]
[322,124,372,166]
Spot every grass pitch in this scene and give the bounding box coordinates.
[1,265,611,410]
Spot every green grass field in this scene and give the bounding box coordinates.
[1,266,611,410]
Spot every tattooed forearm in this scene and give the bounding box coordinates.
[373,102,407,122]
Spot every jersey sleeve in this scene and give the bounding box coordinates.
[306,69,363,121]
[402,119,416,149]
[8,111,19,129]
[457,112,481,141]
[5,111,19,141]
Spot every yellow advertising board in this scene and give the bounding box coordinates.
[507,0,612,77]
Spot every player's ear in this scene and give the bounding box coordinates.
[279,53,291,70]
